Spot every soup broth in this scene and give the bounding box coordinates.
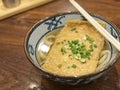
[36,20,110,76]
[36,28,61,65]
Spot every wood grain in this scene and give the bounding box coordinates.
[0,0,54,20]
[0,0,120,89]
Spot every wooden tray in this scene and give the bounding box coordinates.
[0,0,54,20]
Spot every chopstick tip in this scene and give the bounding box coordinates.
[69,0,75,2]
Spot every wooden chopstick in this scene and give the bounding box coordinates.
[69,0,120,51]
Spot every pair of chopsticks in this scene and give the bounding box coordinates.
[69,0,120,51]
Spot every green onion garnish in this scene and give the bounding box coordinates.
[56,42,60,45]
[61,47,66,55]
[71,27,76,31]
[71,27,79,33]
[57,64,62,68]
[85,35,94,43]
[71,64,77,68]
[60,35,97,63]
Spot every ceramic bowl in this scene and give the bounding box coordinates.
[24,12,120,85]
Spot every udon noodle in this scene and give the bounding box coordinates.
[96,50,111,71]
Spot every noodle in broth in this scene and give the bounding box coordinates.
[36,28,111,73]
[36,20,111,76]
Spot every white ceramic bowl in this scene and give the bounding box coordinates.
[24,12,120,85]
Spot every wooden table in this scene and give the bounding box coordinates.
[0,0,120,90]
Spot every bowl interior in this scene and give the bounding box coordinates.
[25,12,120,78]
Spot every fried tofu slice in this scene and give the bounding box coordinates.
[41,20,105,76]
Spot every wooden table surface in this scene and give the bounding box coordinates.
[0,0,120,90]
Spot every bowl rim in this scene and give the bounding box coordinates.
[24,11,120,79]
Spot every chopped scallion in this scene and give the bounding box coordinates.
[71,27,76,31]
[71,64,77,68]
[60,37,97,63]
[57,64,62,68]
[86,35,94,43]
[61,47,66,55]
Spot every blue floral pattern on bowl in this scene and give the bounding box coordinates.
[44,15,65,30]
[25,12,120,85]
